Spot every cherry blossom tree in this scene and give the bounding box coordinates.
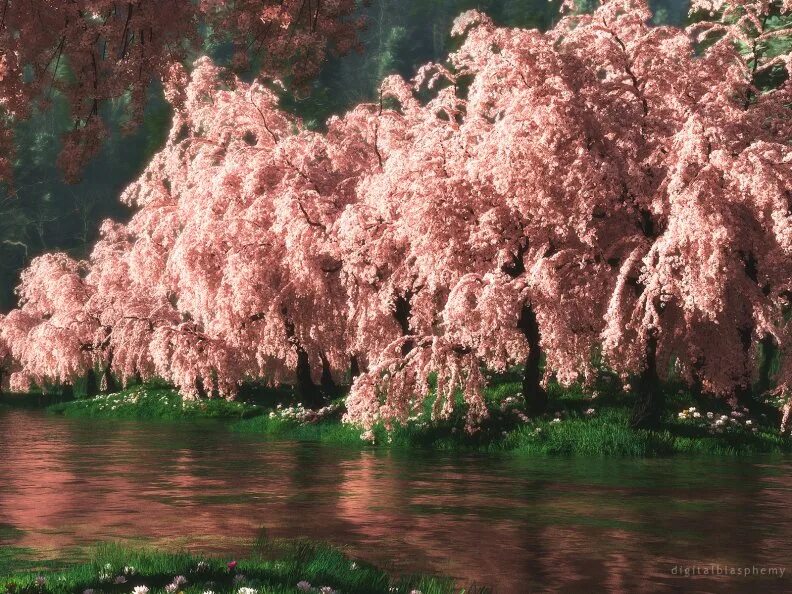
[0,253,97,394]
[2,0,791,435]
[342,10,625,430]
[117,57,374,405]
[0,0,365,184]
[565,0,792,426]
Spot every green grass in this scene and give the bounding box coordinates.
[0,540,463,594]
[233,378,792,457]
[47,386,263,421]
[42,377,792,457]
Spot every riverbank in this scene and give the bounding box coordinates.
[38,381,791,456]
[234,388,789,456]
[46,386,263,420]
[1,541,457,594]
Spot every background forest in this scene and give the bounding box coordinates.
[0,0,686,312]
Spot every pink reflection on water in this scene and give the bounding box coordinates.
[1,410,792,593]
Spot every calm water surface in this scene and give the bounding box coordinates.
[1,409,791,593]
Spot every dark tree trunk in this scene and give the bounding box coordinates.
[690,357,705,398]
[0,367,5,395]
[630,333,664,429]
[101,365,119,393]
[61,383,74,401]
[518,303,547,416]
[133,370,143,385]
[394,292,415,355]
[733,330,781,424]
[86,368,99,398]
[295,346,328,410]
[194,377,208,399]
[756,335,776,396]
[350,355,361,383]
[320,354,339,400]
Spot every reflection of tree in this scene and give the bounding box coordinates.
[2,413,791,593]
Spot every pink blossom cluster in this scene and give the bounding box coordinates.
[1,0,791,431]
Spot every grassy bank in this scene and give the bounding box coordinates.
[232,380,791,456]
[0,541,459,594]
[41,379,792,456]
[47,386,263,421]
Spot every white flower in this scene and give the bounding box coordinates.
[410,590,424,594]
[197,561,210,572]
[132,587,149,594]
[585,408,596,416]
[745,420,753,426]
[114,576,127,584]
[165,584,178,594]
[318,588,337,594]
[34,576,46,587]
[296,582,312,592]
[203,591,216,594]
[550,418,561,424]
[693,412,701,418]
[172,576,187,587]
[124,566,137,576]
[237,588,257,594]
[104,564,113,571]
[350,562,358,570]
[706,412,714,419]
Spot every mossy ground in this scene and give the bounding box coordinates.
[0,540,462,594]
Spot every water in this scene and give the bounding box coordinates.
[1,409,791,593]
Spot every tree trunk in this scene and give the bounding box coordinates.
[630,333,664,429]
[61,383,74,401]
[756,335,776,396]
[86,368,99,398]
[295,346,328,410]
[518,303,547,416]
[394,292,414,355]
[350,355,361,383]
[320,354,339,400]
[733,332,780,424]
[101,365,119,393]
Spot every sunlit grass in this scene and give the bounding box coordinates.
[47,386,262,421]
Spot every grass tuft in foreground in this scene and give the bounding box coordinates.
[1,540,463,594]
[47,386,262,421]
